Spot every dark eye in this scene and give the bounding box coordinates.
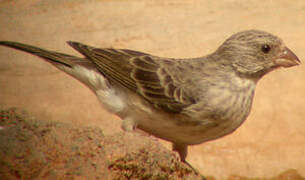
[261,44,271,53]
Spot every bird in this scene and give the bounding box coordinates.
[0,30,300,167]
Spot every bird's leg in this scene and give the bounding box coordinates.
[172,143,195,170]
[172,143,188,162]
[172,143,206,180]
[121,117,137,132]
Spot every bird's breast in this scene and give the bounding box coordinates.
[197,78,256,142]
[132,78,256,145]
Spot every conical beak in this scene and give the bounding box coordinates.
[274,47,301,68]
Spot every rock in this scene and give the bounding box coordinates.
[0,108,204,180]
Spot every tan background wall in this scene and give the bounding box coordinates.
[0,0,304,179]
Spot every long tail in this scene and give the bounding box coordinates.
[0,41,109,92]
[0,41,76,67]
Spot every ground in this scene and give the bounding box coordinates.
[0,0,304,179]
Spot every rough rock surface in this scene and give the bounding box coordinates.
[0,108,204,180]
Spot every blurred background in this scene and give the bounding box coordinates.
[0,0,304,179]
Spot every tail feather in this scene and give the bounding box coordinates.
[0,40,108,92]
[0,41,76,67]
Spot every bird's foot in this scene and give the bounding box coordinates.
[182,160,206,180]
[172,143,206,179]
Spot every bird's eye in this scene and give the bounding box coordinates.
[261,44,271,53]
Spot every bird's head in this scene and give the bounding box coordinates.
[216,30,300,79]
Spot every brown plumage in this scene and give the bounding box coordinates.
[0,30,300,168]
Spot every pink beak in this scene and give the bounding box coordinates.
[275,47,301,67]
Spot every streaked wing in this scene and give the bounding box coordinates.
[68,41,195,113]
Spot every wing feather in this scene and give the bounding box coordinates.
[68,41,196,113]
